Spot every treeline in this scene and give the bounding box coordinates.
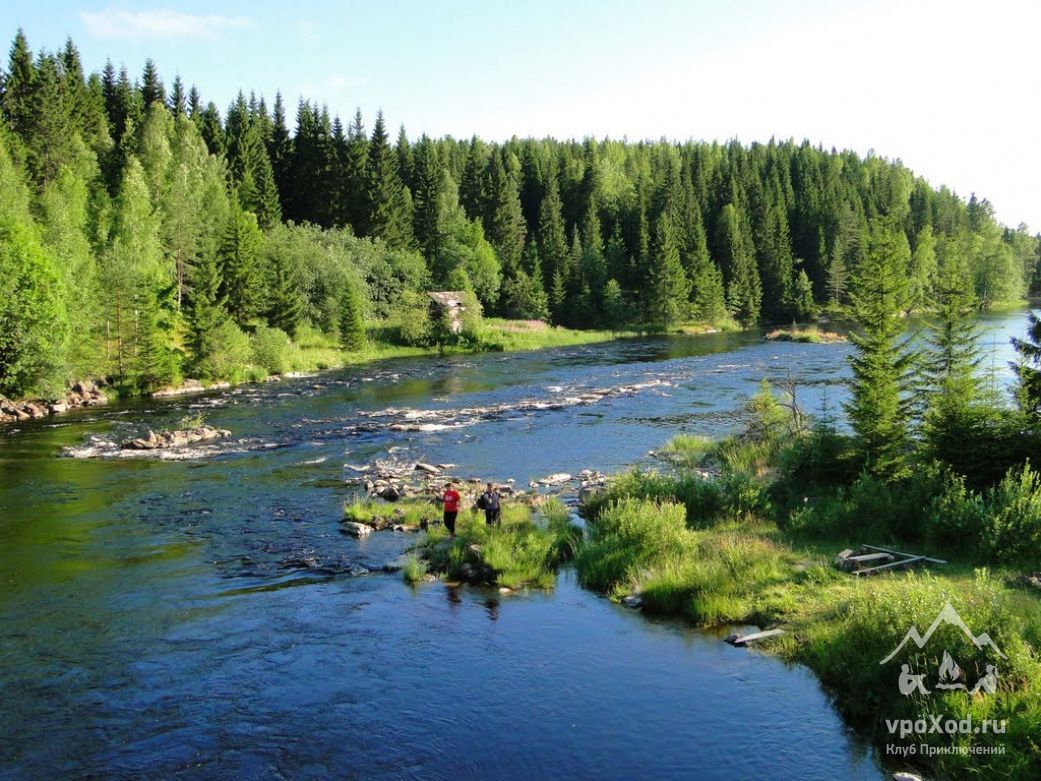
[1,30,1037,399]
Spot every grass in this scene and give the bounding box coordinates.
[657,434,715,469]
[417,499,580,589]
[401,552,429,585]
[764,325,846,343]
[343,498,439,530]
[577,489,1041,778]
[577,432,1041,779]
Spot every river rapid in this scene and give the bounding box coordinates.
[0,311,1029,780]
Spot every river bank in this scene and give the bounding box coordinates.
[576,418,1041,780]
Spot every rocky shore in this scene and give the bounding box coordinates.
[0,380,108,424]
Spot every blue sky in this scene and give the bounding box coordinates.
[9,0,1041,230]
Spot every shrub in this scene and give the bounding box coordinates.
[659,434,714,468]
[197,319,252,381]
[786,464,949,542]
[391,289,433,347]
[251,325,296,374]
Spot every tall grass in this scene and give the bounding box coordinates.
[417,502,579,589]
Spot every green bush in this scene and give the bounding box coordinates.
[197,319,252,381]
[576,498,689,594]
[786,464,949,542]
[251,325,297,374]
[930,462,1041,563]
[391,289,433,347]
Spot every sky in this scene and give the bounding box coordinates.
[8,0,1041,230]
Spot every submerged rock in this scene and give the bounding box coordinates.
[621,595,643,609]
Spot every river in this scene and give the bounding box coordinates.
[0,311,1030,780]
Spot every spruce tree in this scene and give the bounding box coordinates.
[716,203,761,326]
[365,111,412,248]
[265,250,302,335]
[846,222,915,479]
[218,202,264,327]
[339,279,366,350]
[484,152,526,275]
[645,214,690,330]
[537,172,567,292]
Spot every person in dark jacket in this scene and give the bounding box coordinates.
[476,482,501,526]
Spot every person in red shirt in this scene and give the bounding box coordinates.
[441,481,461,537]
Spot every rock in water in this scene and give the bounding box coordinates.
[414,462,441,475]
[539,473,572,485]
[893,773,924,781]
[341,522,373,538]
[123,425,231,450]
[378,485,401,502]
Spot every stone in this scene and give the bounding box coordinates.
[341,521,373,538]
[893,774,924,781]
[71,380,97,395]
[24,403,47,419]
[414,462,441,475]
[622,595,642,609]
[123,426,230,450]
[378,485,400,502]
[539,472,572,485]
[48,401,69,414]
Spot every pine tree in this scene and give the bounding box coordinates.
[716,203,761,325]
[218,201,264,327]
[1011,314,1041,419]
[339,279,366,350]
[140,59,165,108]
[645,214,690,330]
[188,236,225,373]
[342,109,368,232]
[924,246,985,457]
[846,222,915,479]
[459,137,486,222]
[265,249,302,335]
[169,75,186,116]
[2,30,36,144]
[537,172,567,292]
[365,111,412,248]
[906,224,937,312]
[484,152,526,275]
[410,135,445,260]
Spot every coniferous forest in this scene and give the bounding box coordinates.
[1,29,1038,400]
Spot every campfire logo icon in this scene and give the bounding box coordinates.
[880,602,1005,697]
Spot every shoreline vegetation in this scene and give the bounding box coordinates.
[3,29,1039,421]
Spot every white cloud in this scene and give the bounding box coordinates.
[80,8,250,40]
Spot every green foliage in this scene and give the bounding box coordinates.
[196,319,251,381]
[0,30,1034,400]
[929,462,1041,563]
[846,220,915,480]
[338,280,366,351]
[401,553,429,585]
[250,325,297,374]
[390,289,433,347]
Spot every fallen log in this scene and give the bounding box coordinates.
[725,628,785,646]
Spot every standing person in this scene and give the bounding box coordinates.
[441,481,461,537]
[477,482,501,527]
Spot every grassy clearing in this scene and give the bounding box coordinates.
[417,499,580,589]
[764,325,846,343]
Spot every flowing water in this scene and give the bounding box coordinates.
[0,311,1029,780]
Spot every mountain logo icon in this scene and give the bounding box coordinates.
[879,601,1006,665]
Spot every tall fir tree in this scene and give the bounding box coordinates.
[846,222,915,479]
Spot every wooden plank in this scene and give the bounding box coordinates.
[726,628,786,646]
[861,544,947,565]
[853,556,925,576]
[847,552,894,563]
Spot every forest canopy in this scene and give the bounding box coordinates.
[0,29,1037,399]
